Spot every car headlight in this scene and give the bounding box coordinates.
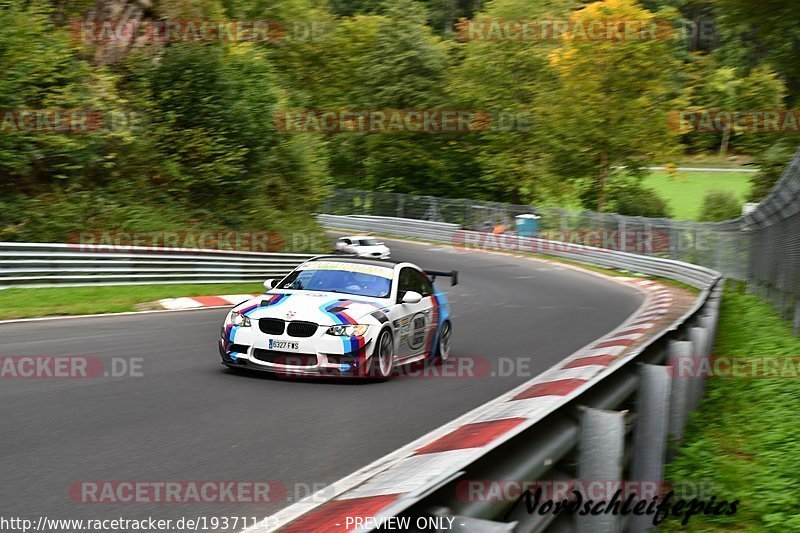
[326,324,369,337]
[230,311,251,327]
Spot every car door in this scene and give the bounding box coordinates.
[394,267,435,360]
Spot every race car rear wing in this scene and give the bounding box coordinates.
[425,270,459,286]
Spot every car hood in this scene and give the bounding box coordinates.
[232,291,389,325]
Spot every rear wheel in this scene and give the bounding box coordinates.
[434,321,452,364]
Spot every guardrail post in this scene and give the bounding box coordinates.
[699,314,717,356]
[630,365,671,533]
[687,327,709,412]
[667,340,693,446]
[577,408,625,533]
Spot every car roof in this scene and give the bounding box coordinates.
[307,255,401,268]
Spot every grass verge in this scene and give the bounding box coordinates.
[0,283,263,320]
[643,171,752,221]
[664,285,800,531]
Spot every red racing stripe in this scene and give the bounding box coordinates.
[511,378,588,400]
[592,338,637,349]
[413,418,526,455]
[280,494,399,533]
[190,296,231,307]
[563,355,617,369]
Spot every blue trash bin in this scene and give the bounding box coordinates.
[515,214,541,238]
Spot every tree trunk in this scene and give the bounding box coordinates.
[719,126,731,159]
[598,151,609,213]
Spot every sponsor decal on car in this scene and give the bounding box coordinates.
[297,261,394,279]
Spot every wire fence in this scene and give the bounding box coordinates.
[323,192,749,278]
[323,148,800,328]
[742,149,800,325]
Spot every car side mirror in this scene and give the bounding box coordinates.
[263,279,277,291]
[401,291,422,304]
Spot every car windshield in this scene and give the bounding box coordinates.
[358,238,381,246]
[277,267,392,298]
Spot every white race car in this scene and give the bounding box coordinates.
[334,235,391,259]
[218,257,456,380]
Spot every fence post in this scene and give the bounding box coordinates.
[577,408,625,533]
[630,365,672,533]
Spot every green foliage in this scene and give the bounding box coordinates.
[536,0,683,211]
[665,287,800,531]
[711,0,800,105]
[0,0,798,240]
[748,141,798,202]
[698,189,741,221]
[0,0,113,187]
[607,177,673,218]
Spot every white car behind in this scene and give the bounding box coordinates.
[335,235,391,260]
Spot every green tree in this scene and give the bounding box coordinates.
[711,0,800,104]
[538,0,682,212]
[445,0,579,204]
[690,65,786,157]
[0,0,126,189]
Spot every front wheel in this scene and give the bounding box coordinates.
[368,329,395,381]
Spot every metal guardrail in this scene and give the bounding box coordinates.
[0,242,317,288]
[318,214,460,243]
[318,215,719,290]
[317,213,723,533]
[322,189,750,281]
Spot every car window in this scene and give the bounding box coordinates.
[398,267,433,299]
[359,238,380,246]
[411,269,433,297]
[398,268,416,299]
[278,268,391,298]
[341,238,351,245]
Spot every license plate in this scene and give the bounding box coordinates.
[269,339,299,352]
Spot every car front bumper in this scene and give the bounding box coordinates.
[218,333,374,377]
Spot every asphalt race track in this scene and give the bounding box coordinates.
[0,239,643,525]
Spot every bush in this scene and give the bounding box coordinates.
[699,190,742,221]
[607,180,673,218]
